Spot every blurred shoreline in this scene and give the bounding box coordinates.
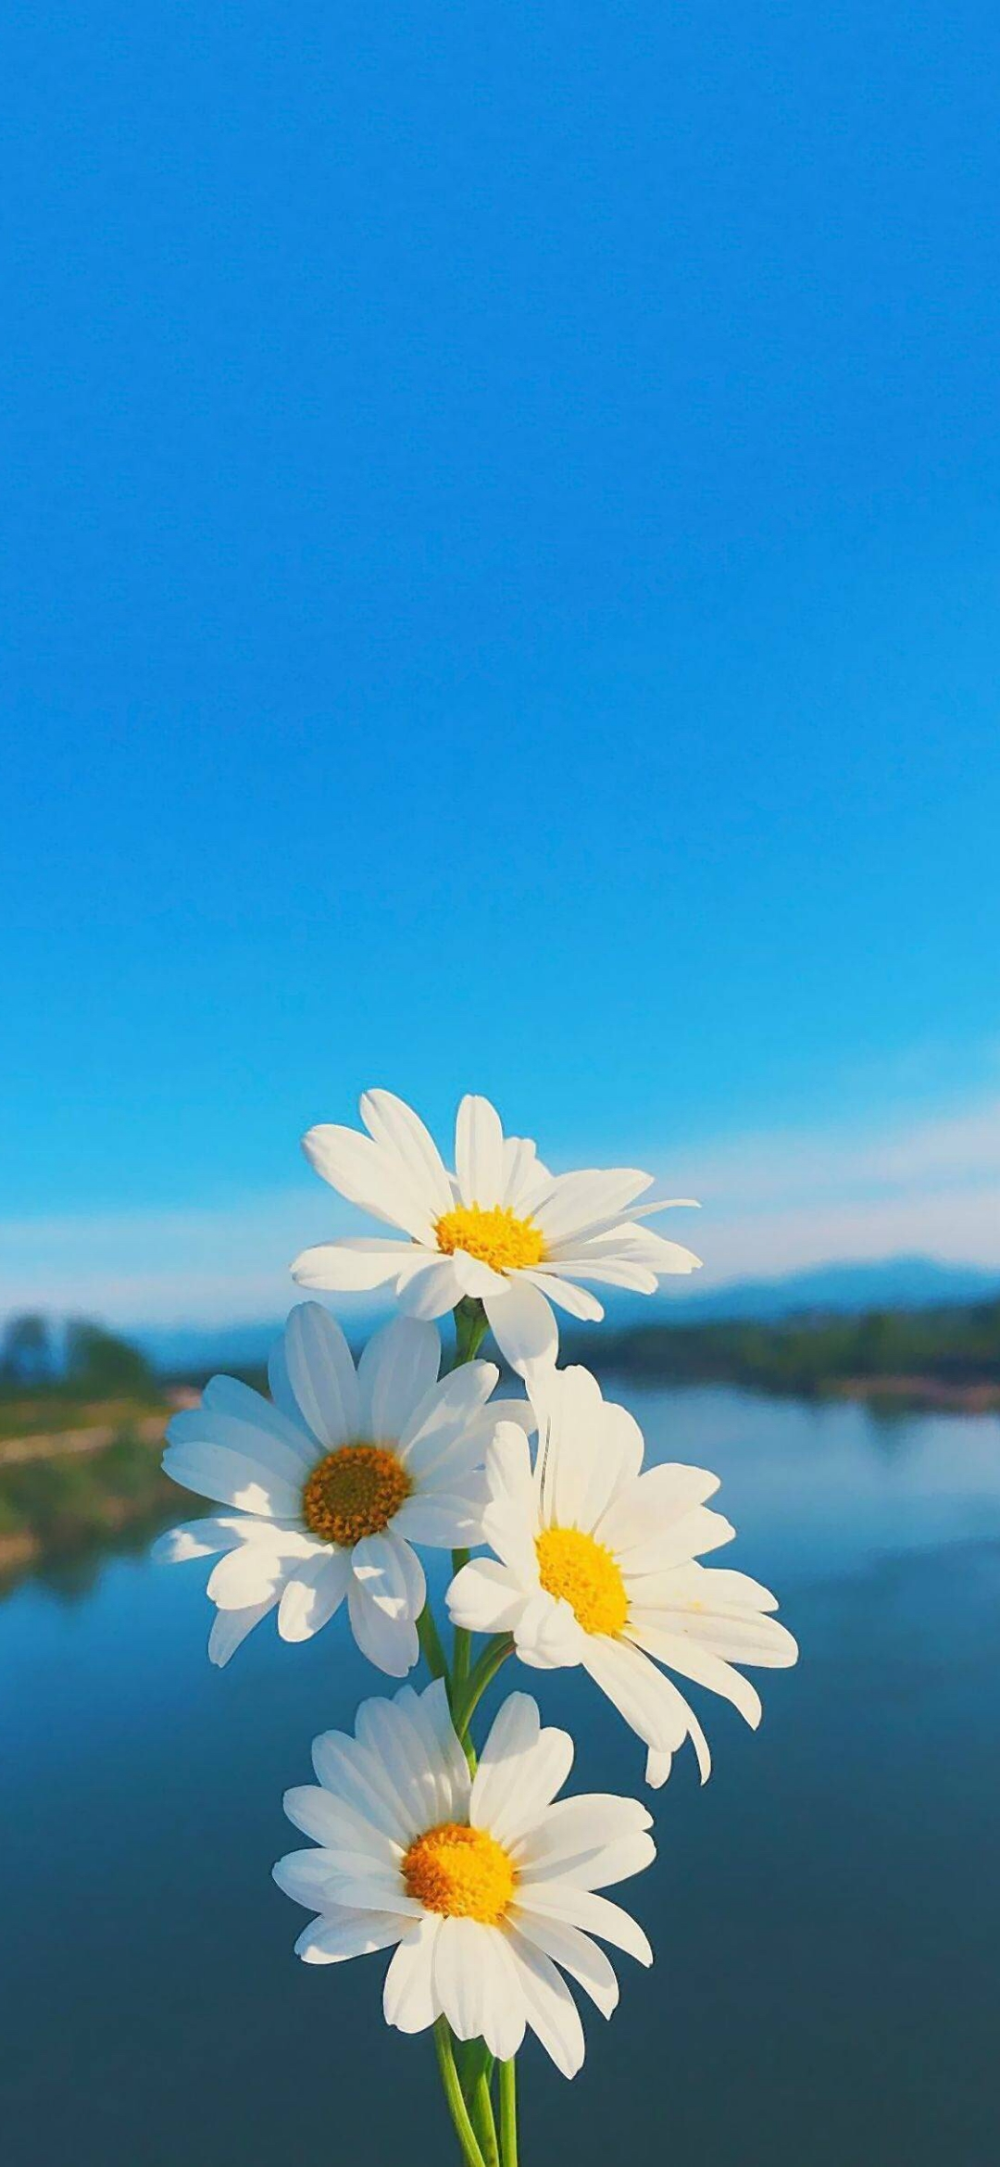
[2,1299,998,1588]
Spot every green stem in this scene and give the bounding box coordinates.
[472,2062,500,2167]
[498,2060,518,2167]
[426,1303,516,2165]
[416,1600,449,1682]
[435,2017,487,2167]
[450,1295,490,1369]
[447,1297,488,1702]
[451,1634,513,1742]
[452,1544,472,1688]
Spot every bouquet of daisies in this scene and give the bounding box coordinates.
[157,1091,797,2164]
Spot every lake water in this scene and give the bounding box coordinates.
[3,1385,1000,2165]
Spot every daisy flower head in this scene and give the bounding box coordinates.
[448,1365,798,1786]
[291,1087,702,1378]
[273,1678,655,2077]
[155,1303,530,1674]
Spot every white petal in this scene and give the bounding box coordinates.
[152,1515,251,1563]
[631,1598,798,1668]
[581,1634,695,1754]
[207,1542,291,1610]
[470,1693,540,1828]
[484,1277,558,1379]
[624,1623,763,1728]
[452,1249,511,1300]
[533,1168,653,1246]
[455,1094,506,1208]
[396,1256,464,1319]
[268,1333,306,1428]
[433,1916,525,2060]
[576,1403,646,1530]
[166,1408,310,1489]
[315,1864,423,1913]
[351,1531,425,1621]
[518,1884,653,1965]
[347,1579,419,1676]
[278,1550,351,1641]
[613,1227,703,1274]
[162,1441,302,1520]
[273,1849,344,1908]
[505,1930,586,2078]
[302,1122,437,1240]
[447,1558,525,1635]
[534,1365,606,1529]
[310,1731,412,1843]
[595,1463,720,1550]
[469,1930,526,2062]
[645,1714,714,1786]
[281,1788,400,1862]
[291,1238,420,1292]
[392,1487,487,1548]
[482,1726,574,1846]
[283,1303,360,1448]
[664,1562,780,1613]
[400,1397,533,1499]
[414,1425,501,1493]
[522,1271,604,1323]
[471,1397,537,1438]
[539,1256,657,1294]
[397,1361,498,1474]
[482,1500,537,1581]
[208,1596,277,1666]
[392,1679,471,1822]
[502,1135,552,1215]
[485,1418,537,1522]
[512,1913,619,2017]
[620,1195,701,1219]
[433,1915,486,2040]
[568,1221,702,1273]
[533,1830,656,1891]
[201,1374,317,1464]
[605,1503,736,1575]
[383,1916,441,2033]
[356,1316,441,1440]
[295,1909,407,1964]
[359,1089,454,1219]
[514,1590,588,1670]
[516,1794,652,1879]
[355,1691,448,1828]
[479,1433,538,1572]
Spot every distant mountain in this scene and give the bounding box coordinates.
[136,1256,1000,1374]
[666,1255,1000,1321]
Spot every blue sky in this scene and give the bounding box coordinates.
[3,0,999,1324]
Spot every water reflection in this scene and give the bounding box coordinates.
[2,1387,999,2166]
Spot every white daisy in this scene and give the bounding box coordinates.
[273,1678,655,2078]
[155,1302,529,1674]
[291,1087,701,1377]
[448,1365,798,1786]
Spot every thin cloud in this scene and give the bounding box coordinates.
[2,1093,999,1327]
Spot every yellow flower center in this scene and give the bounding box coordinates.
[434,1202,546,1272]
[402,1821,517,1924]
[300,1444,411,1547]
[536,1525,629,1637]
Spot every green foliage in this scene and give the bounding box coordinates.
[0,1315,160,1429]
[0,1431,175,1559]
[593,1299,1000,1395]
[65,1321,156,1397]
[0,1313,54,1387]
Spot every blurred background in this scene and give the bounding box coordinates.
[2,2,999,2162]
